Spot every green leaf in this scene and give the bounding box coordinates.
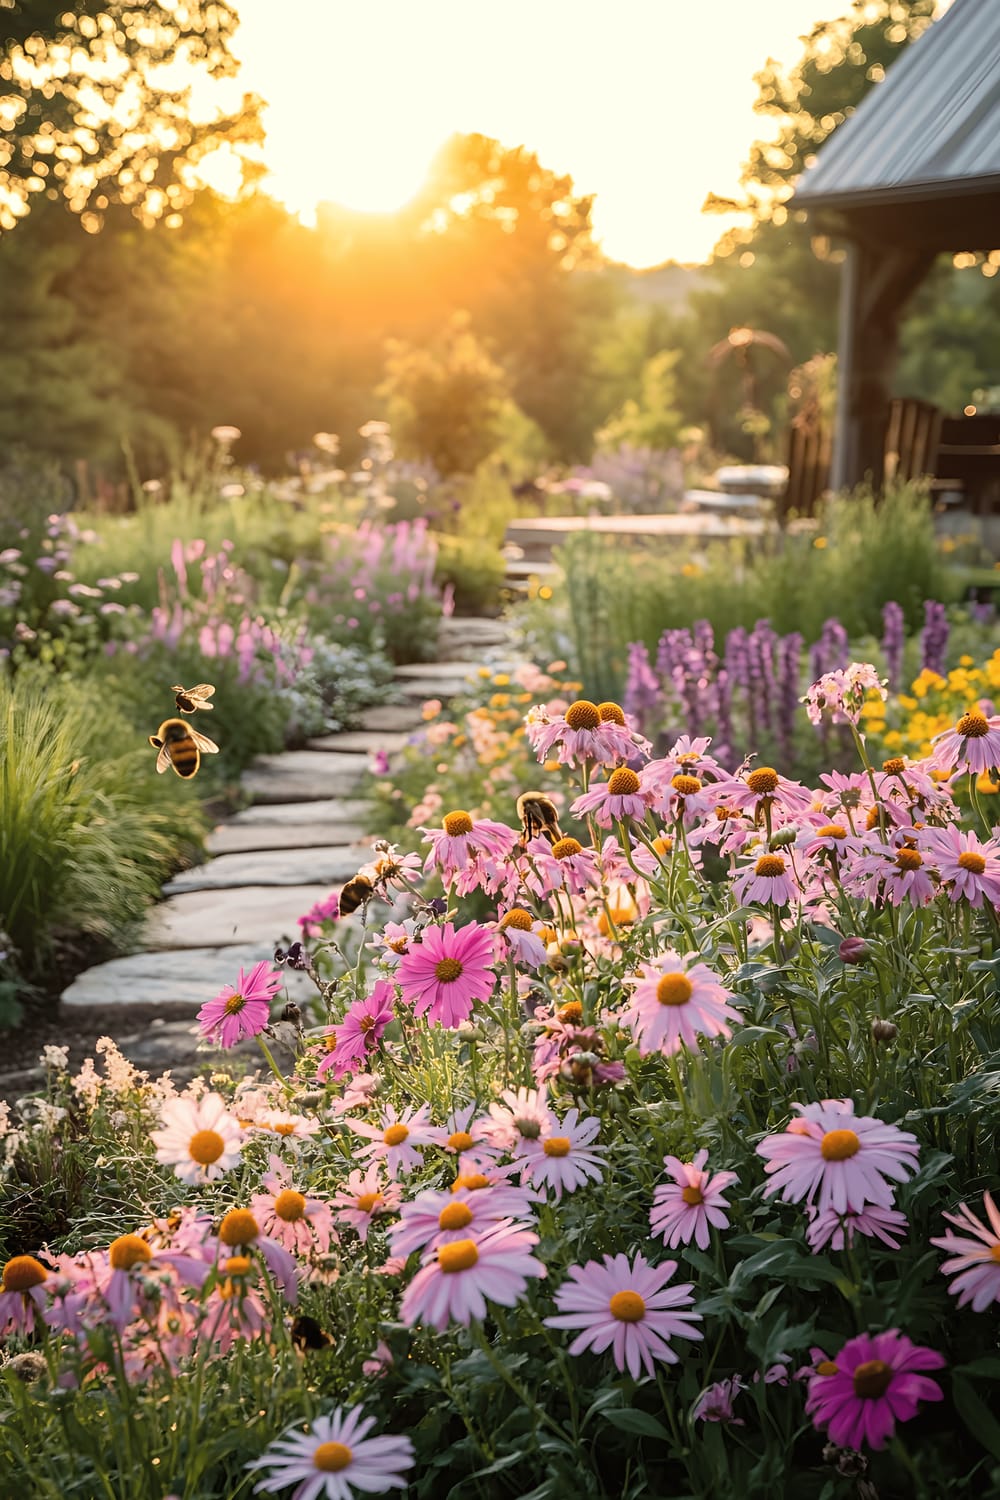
[602,1408,672,1441]
[953,1375,1000,1460]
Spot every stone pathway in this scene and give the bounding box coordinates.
[0,617,514,1099]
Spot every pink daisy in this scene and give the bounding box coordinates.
[421,810,518,885]
[439,1103,504,1171]
[844,833,936,908]
[923,825,1000,907]
[930,1191,1000,1311]
[805,1329,945,1451]
[806,1203,909,1254]
[650,1150,738,1249]
[198,959,284,1048]
[389,1182,534,1257]
[623,952,742,1057]
[93,1232,210,1330]
[518,1109,606,1199]
[347,1103,445,1179]
[251,1160,336,1256]
[570,768,649,828]
[730,851,800,907]
[247,1405,414,1499]
[545,1252,702,1379]
[932,707,1000,776]
[395,921,495,1028]
[214,1208,299,1304]
[756,1099,920,1216]
[317,983,395,1080]
[399,1220,546,1329]
[0,1255,50,1337]
[483,1085,557,1152]
[331,1165,402,1243]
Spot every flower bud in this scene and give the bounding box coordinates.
[838,936,870,964]
[870,1018,897,1043]
[768,825,798,850]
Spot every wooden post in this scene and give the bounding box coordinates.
[831,243,860,493]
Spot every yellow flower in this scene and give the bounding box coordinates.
[977,773,999,795]
[813,536,828,549]
[960,654,974,667]
[680,562,701,578]
[539,586,553,600]
[492,674,510,687]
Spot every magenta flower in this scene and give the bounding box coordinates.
[691,1375,746,1424]
[400,1220,545,1329]
[396,922,495,1027]
[650,1150,738,1249]
[930,1191,1000,1311]
[570,768,648,828]
[545,1252,702,1378]
[197,960,283,1048]
[923,825,1000,907]
[299,890,340,937]
[757,1100,920,1216]
[731,852,800,907]
[932,707,1000,775]
[806,1203,909,1254]
[247,1405,414,1499]
[805,1329,945,1451]
[623,952,742,1057]
[317,983,395,1080]
[517,1109,606,1200]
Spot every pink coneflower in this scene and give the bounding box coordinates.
[932,707,1000,775]
[518,1109,606,1199]
[151,1092,243,1185]
[347,1103,445,1179]
[623,952,742,1058]
[0,1255,50,1336]
[251,1160,336,1256]
[545,1252,702,1379]
[389,1182,534,1257]
[483,1085,557,1152]
[930,1191,1000,1311]
[650,1150,738,1249]
[422,810,518,885]
[331,1165,402,1243]
[731,851,800,907]
[93,1232,210,1330]
[395,921,495,1028]
[215,1208,299,1302]
[757,1099,920,1216]
[317,983,395,1080]
[525,700,644,768]
[399,1220,545,1329]
[521,835,601,898]
[570,768,649,828]
[923,825,1000,907]
[638,764,717,825]
[247,1405,414,1500]
[198,959,283,1048]
[844,834,936,908]
[806,1203,909,1254]
[805,1329,945,1451]
[494,909,549,969]
[714,766,812,824]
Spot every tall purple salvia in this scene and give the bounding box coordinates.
[623,641,661,730]
[921,600,949,677]
[881,601,905,692]
[776,632,803,757]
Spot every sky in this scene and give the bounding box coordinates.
[225,0,842,268]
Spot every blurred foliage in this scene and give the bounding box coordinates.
[595,350,684,453]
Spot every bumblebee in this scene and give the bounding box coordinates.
[149,717,219,779]
[516,791,563,846]
[171,682,216,714]
[338,873,374,915]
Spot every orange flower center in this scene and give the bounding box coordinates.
[438,1202,474,1231]
[656,972,693,1007]
[815,1359,839,1377]
[224,992,246,1015]
[447,1130,475,1152]
[990,1245,1000,1264]
[219,1209,260,1247]
[817,824,847,839]
[681,1185,704,1206]
[358,1015,377,1033]
[355,1192,382,1213]
[820,1128,861,1161]
[746,767,779,794]
[188,1129,226,1165]
[500,909,533,931]
[565,700,601,731]
[958,851,987,874]
[882,757,905,774]
[609,1290,646,1322]
[652,835,674,855]
[443,810,474,836]
[274,1190,307,1223]
[434,958,463,983]
[597,701,626,725]
[852,1359,892,1399]
[754,854,786,878]
[224,1255,252,1277]
[452,1173,490,1193]
[383,1124,409,1147]
[438,1239,479,1273]
[273,1122,298,1137]
[557,1000,583,1023]
[607,768,640,796]
[895,847,923,871]
[543,1136,571,1158]
[313,1441,353,1473]
[671,774,703,796]
[551,837,583,860]
[958,711,989,738]
[1,1255,48,1292]
[109,1234,153,1271]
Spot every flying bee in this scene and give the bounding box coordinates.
[149,717,219,779]
[338,873,374,915]
[171,682,216,714]
[516,791,563,847]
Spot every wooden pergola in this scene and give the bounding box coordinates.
[793,0,1000,491]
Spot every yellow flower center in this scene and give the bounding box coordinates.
[1,1255,48,1292]
[852,1359,892,1399]
[274,1190,307,1223]
[656,972,693,1007]
[958,851,987,874]
[219,1209,260,1247]
[895,847,923,871]
[820,1128,861,1162]
[817,824,847,839]
[557,1000,583,1023]
[224,993,246,1015]
[500,909,533,931]
[443,810,474,836]
[551,837,583,860]
[746,767,779,794]
[188,1129,226,1165]
[958,710,989,738]
[671,774,703,796]
[990,1245,1000,1264]
[754,854,786,878]
[447,1130,475,1152]
[109,1234,153,1271]
[313,1441,353,1473]
[438,1202,474,1231]
[383,1124,409,1147]
[438,1239,479,1273]
[597,701,626,725]
[565,700,601,731]
[453,1173,490,1193]
[609,1290,646,1322]
[815,1359,839,1377]
[681,1185,704,1206]
[652,835,674,854]
[355,1192,382,1213]
[273,1122,298,1136]
[882,757,906,774]
[607,768,640,796]
[224,1255,252,1277]
[543,1136,571,1158]
[434,958,463,983]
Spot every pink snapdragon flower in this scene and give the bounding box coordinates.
[623,952,742,1057]
[197,959,283,1048]
[517,1109,606,1199]
[757,1099,920,1216]
[545,1252,702,1379]
[932,706,1000,775]
[650,1150,738,1249]
[399,1220,545,1329]
[805,1329,945,1451]
[930,1191,1000,1311]
[317,983,395,1080]
[396,922,495,1027]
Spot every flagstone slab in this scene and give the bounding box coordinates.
[394,660,483,680]
[145,885,334,950]
[357,704,425,733]
[163,846,362,894]
[305,730,410,754]
[241,750,368,803]
[206,821,369,855]
[61,944,316,1009]
[228,798,364,827]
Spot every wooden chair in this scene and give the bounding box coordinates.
[883,397,942,484]
[774,419,831,524]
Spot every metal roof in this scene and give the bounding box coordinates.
[794,0,1000,211]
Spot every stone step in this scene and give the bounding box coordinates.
[393,660,483,680]
[62,943,318,1010]
[305,730,410,754]
[145,885,337,950]
[395,677,474,702]
[228,798,366,827]
[163,845,364,894]
[206,821,369,856]
[358,704,425,733]
[241,750,368,804]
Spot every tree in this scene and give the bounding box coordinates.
[0,1,260,230]
[596,351,683,453]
